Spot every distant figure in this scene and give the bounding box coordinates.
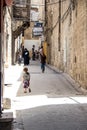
[35,50,39,60]
[40,52,46,73]
[22,67,31,93]
[32,45,35,60]
[23,48,30,65]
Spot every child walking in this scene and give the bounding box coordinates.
[22,67,31,93]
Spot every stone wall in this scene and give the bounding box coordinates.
[70,0,87,89]
[46,0,87,89]
[4,6,12,67]
[62,0,87,89]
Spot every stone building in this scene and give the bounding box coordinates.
[31,0,45,21]
[4,6,12,67]
[0,0,13,114]
[0,0,31,112]
[24,0,45,40]
[12,0,31,64]
[24,0,45,56]
[45,0,87,89]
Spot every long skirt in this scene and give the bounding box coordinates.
[23,80,29,88]
[24,57,29,65]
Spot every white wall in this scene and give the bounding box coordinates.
[24,40,41,51]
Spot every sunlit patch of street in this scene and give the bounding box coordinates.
[11,95,87,111]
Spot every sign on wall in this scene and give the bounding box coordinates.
[30,10,39,22]
[32,22,43,36]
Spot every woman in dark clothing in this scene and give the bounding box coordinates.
[23,48,30,65]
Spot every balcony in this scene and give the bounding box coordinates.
[13,0,31,21]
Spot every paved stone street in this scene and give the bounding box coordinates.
[4,60,87,130]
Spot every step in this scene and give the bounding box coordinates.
[0,112,13,130]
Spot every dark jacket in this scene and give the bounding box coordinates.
[40,54,46,64]
[23,49,30,65]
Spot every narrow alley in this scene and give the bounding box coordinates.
[4,60,87,130]
[0,1,87,129]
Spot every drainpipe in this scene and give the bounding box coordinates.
[58,0,61,51]
[45,0,47,26]
[12,34,16,65]
[0,39,1,114]
[0,0,3,114]
[27,0,30,21]
[45,0,50,64]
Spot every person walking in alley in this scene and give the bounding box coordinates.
[22,67,31,93]
[23,48,30,65]
[39,45,43,55]
[40,51,46,73]
[32,45,35,60]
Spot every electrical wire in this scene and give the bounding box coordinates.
[45,1,72,31]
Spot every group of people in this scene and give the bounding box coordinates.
[17,45,46,93]
[32,44,46,73]
[32,45,39,60]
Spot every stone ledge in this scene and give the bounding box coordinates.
[0,112,13,122]
[0,112,13,130]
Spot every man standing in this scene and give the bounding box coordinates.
[32,45,35,60]
[40,51,46,73]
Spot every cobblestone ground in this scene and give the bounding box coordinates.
[4,61,87,130]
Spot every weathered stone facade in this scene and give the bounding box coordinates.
[46,0,87,89]
[25,0,45,40]
[4,6,12,67]
[31,0,45,21]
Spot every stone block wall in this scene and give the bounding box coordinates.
[65,0,87,89]
[4,6,12,67]
[46,0,87,89]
